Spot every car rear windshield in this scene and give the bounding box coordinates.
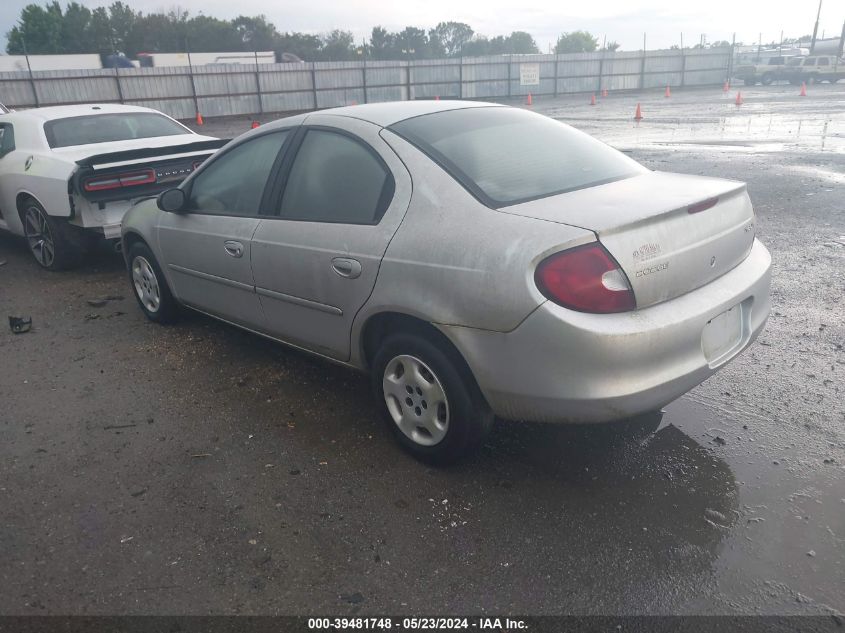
[44,112,190,148]
[390,107,645,207]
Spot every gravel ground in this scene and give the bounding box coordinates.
[0,83,843,616]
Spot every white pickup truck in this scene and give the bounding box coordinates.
[0,103,226,270]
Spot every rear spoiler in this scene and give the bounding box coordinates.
[75,139,229,168]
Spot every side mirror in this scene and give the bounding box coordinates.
[157,188,187,213]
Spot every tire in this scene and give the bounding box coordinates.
[20,198,89,270]
[743,78,756,86]
[371,333,493,464]
[126,241,179,323]
[761,73,774,86]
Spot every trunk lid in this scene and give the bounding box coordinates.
[502,171,757,308]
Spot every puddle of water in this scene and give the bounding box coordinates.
[663,396,845,613]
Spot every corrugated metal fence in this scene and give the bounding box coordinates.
[0,48,731,119]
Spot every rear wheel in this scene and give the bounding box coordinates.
[21,198,88,270]
[371,333,493,464]
[127,242,179,323]
[761,73,774,85]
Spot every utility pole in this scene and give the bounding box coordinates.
[810,0,822,53]
[21,35,39,108]
[839,19,845,58]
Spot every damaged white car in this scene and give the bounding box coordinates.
[0,103,224,270]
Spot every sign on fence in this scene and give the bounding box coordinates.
[519,63,540,86]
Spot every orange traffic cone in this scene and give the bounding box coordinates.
[195,112,204,126]
[735,91,743,106]
[351,100,357,106]
[590,93,596,105]
[526,92,533,106]
[799,82,807,96]
[665,84,671,98]
[601,88,608,98]
[435,95,440,101]
[634,103,643,120]
[251,121,260,129]
[723,80,729,93]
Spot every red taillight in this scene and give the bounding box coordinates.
[535,243,635,314]
[83,168,156,192]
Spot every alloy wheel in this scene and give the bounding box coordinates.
[23,206,55,268]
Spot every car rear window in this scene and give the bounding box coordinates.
[44,112,190,148]
[390,107,645,207]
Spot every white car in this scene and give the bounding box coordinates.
[0,103,225,270]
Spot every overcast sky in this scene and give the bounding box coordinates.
[1,0,842,53]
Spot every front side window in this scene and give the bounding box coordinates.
[390,106,645,208]
[188,131,289,216]
[803,58,816,66]
[44,113,191,148]
[279,130,393,224]
[818,57,830,66]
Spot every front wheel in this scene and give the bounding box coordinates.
[371,333,493,464]
[742,78,756,86]
[761,73,774,85]
[127,242,179,323]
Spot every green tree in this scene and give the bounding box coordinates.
[369,26,397,60]
[276,32,322,61]
[600,40,620,52]
[394,26,429,58]
[6,1,65,54]
[233,15,277,51]
[60,2,92,53]
[506,31,539,54]
[429,21,474,56]
[554,30,598,54]
[319,29,356,61]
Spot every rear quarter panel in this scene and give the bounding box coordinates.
[352,129,595,358]
[0,151,73,234]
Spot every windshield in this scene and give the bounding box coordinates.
[44,112,191,148]
[390,106,645,207]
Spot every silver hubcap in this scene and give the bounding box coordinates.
[382,354,450,446]
[132,256,161,313]
[23,206,55,267]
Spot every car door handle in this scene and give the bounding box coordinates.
[331,257,362,279]
[224,240,244,258]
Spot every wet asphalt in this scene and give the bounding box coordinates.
[0,83,843,616]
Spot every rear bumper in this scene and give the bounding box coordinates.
[71,198,138,239]
[442,239,772,423]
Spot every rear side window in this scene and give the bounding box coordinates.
[818,57,830,66]
[279,129,393,224]
[188,131,289,216]
[390,107,645,208]
[0,124,14,157]
[44,113,191,148]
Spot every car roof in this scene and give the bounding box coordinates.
[8,103,166,122]
[301,100,504,128]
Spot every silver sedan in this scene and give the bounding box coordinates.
[122,101,771,462]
